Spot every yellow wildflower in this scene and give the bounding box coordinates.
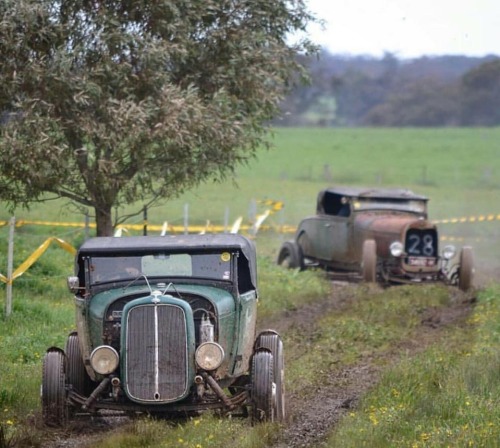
[369,414,378,426]
[420,433,430,441]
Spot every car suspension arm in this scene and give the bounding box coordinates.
[201,372,236,410]
[82,377,111,410]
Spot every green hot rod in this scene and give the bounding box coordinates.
[42,234,284,425]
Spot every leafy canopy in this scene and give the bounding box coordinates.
[0,0,316,235]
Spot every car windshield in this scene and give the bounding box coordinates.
[88,252,233,285]
[352,198,427,214]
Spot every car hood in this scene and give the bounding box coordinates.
[89,283,236,322]
[354,212,437,256]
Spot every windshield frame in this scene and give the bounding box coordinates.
[352,198,428,215]
[86,250,236,287]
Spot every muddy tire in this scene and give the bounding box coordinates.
[458,246,474,292]
[65,332,92,396]
[361,240,377,283]
[42,349,68,427]
[251,351,275,423]
[277,241,303,270]
[256,333,285,422]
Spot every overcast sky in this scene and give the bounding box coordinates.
[305,0,500,58]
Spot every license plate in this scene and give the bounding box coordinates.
[408,257,436,267]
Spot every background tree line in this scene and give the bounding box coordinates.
[277,51,500,127]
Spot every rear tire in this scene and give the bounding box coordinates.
[250,351,275,423]
[458,246,474,291]
[361,240,377,283]
[277,241,303,270]
[42,350,68,427]
[256,333,285,422]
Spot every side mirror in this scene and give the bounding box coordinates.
[67,276,80,293]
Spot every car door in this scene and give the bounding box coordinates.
[314,215,351,262]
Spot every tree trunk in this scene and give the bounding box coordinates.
[95,206,114,236]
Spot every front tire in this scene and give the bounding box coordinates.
[42,349,69,427]
[458,246,474,291]
[256,333,285,422]
[277,241,303,270]
[250,351,275,423]
[361,240,377,283]
[65,332,92,396]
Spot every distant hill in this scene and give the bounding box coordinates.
[277,51,500,127]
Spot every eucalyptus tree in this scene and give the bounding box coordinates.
[0,0,316,235]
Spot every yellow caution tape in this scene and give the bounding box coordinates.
[4,207,496,237]
[434,214,500,224]
[257,199,284,213]
[0,237,76,284]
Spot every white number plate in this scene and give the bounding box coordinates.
[408,257,436,267]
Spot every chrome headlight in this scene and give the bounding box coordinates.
[195,342,224,371]
[442,245,456,260]
[390,241,404,257]
[90,345,119,375]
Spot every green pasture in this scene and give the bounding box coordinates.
[1,127,499,227]
[129,126,499,225]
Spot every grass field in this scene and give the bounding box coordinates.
[2,127,499,225]
[1,127,499,446]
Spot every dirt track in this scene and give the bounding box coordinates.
[260,282,475,448]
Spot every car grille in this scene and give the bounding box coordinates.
[405,228,438,258]
[125,303,188,402]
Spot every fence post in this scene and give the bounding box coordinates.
[184,204,189,234]
[248,199,257,225]
[143,206,148,236]
[279,198,285,239]
[224,207,229,233]
[5,217,15,318]
[84,210,90,240]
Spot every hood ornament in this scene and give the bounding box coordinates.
[151,290,162,303]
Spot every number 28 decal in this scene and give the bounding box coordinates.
[406,231,436,257]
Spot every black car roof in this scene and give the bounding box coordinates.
[320,186,428,201]
[78,234,256,258]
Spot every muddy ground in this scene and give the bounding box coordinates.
[35,282,476,448]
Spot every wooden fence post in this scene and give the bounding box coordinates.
[184,204,189,235]
[143,206,148,236]
[5,216,15,318]
[224,206,229,233]
[84,210,90,240]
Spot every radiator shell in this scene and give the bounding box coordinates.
[121,295,195,404]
